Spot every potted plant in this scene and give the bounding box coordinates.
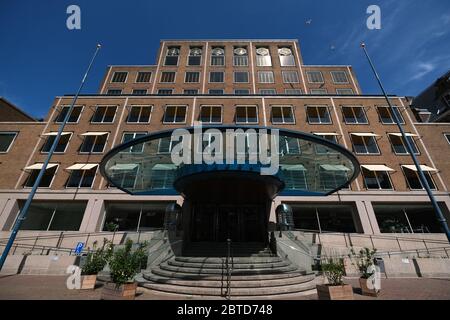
[80,239,113,290]
[349,247,380,297]
[316,257,354,300]
[101,239,148,300]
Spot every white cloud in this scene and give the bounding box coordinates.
[411,62,436,81]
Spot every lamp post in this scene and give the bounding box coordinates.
[360,42,450,243]
[0,44,102,271]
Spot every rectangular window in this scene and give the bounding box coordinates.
[24,165,58,188]
[163,106,187,123]
[121,132,147,153]
[377,106,405,124]
[282,167,307,190]
[258,71,274,83]
[336,88,354,95]
[107,89,122,95]
[279,48,295,66]
[66,167,97,188]
[54,106,83,123]
[132,89,147,95]
[161,72,176,83]
[158,137,182,154]
[331,71,349,84]
[256,48,272,66]
[0,132,18,152]
[403,167,436,190]
[314,134,339,154]
[183,89,199,95]
[306,106,331,124]
[208,89,224,95]
[199,106,222,124]
[389,134,419,155]
[310,89,327,94]
[307,71,324,83]
[41,133,71,153]
[271,106,295,124]
[127,106,152,123]
[136,71,152,83]
[279,136,301,155]
[209,72,224,83]
[91,106,117,123]
[150,165,176,189]
[235,106,258,124]
[164,47,180,66]
[362,168,393,190]
[285,89,302,94]
[445,134,450,145]
[185,72,200,83]
[233,48,248,66]
[342,106,368,124]
[188,47,202,66]
[80,134,108,153]
[234,89,250,94]
[211,47,225,66]
[259,89,276,95]
[158,89,173,95]
[111,72,127,83]
[282,71,299,83]
[351,135,380,154]
[234,71,249,83]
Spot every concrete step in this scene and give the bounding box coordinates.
[174,256,284,264]
[167,259,291,269]
[158,262,299,275]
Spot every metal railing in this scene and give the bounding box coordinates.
[225,238,233,300]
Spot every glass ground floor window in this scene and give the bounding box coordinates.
[373,203,446,233]
[102,202,173,231]
[290,203,357,233]
[18,201,86,231]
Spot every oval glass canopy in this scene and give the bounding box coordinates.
[100,126,360,197]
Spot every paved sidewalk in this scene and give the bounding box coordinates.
[0,275,449,300]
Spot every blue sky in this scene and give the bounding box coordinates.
[0,0,449,119]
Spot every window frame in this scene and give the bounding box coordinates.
[282,71,300,83]
[257,71,275,83]
[157,88,174,95]
[209,71,225,83]
[127,105,152,124]
[388,134,420,155]
[271,105,296,124]
[336,88,354,95]
[183,89,199,95]
[285,89,302,94]
[54,106,84,124]
[184,71,200,83]
[309,88,327,95]
[187,47,203,66]
[41,133,73,154]
[351,135,381,155]
[164,47,180,66]
[306,71,324,84]
[208,89,224,95]
[135,71,152,83]
[90,106,117,124]
[306,105,332,124]
[330,71,349,84]
[106,89,122,95]
[0,132,18,153]
[234,89,250,95]
[341,106,369,124]
[362,168,394,190]
[24,165,59,189]
[233,71,249,83]
[235,105,259,124]
[163,105,188,124]
[259,89,277,95]
[160,71,176,83]
[445,133,450,145]
[210,47,225,66]
[199,105,223,124]
[110,71,128,83]
[65,166,98,189]
[132,89,148,95]
[402,167,437,191]
[377,106,405,124]
[120,132,147,153]
[79,133,109,154]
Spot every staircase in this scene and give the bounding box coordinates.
[139,242,318,298]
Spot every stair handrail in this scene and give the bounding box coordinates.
[225,238,232,299]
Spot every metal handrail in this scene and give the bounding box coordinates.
[225,238,232,300]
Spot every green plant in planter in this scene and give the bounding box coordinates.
[81,239,113,276]
[320,257,345,286]
[108,239,148,286]
[349,247,377,279]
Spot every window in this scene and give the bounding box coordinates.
[377,106,405,124]
[389,134,419,155]
[199,106,222,123]
[80,133,108,153]
[158,89,173,95]
[234,71,249,83]
[184,89,198,95]
[314,134,339,154]
[234,89,250,94]
[111,72,127,83]
[185,72,200,83]
[24,165,58,188]
[164,47,179,66]
[91,106,117,123]
[310,89,327,94]
[331,71,349,84]
[279,136,301,155]
[19,201,86,231]
[258,71,274,83]
[285,89,302,94]
[282,71,299,83]
[233,47,248,66]
[160,72,176,83]
[235,106,258,124]
[54,106,82,123]
[188,47,202,66]
[336,88,354,95]
[259,89,276,94]
[150,165,176,189]
[158,137,182,154]
[351,135,380,154]
[342,106,368,124]
[136,72,151,83]
[66,167,97,188]
[127,106,152,123]
[307,71,324,83]
[121,132,147,152]
[107,89,122,95]
[163,105,187,123]
[211,47,225,66]
[209,72,224,83]
[319,166,350,191]
[0,132,18,152]
[362,167,393,190]
[41,133,71,153]
[306,106,331,124]
[132,89,147,95]
[256,47,271,66]
[403,166,436,190]
[109,165,138,189]
[278,47,295,66]
[282,166,307,190]
[208,89,224,95]
[445,134,450,145]
[271,106,295,124]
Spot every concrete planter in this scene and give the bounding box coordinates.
[101,282,137,300]
[80,275,97,290]
[359,277,379,297]
[316,284,354,300]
